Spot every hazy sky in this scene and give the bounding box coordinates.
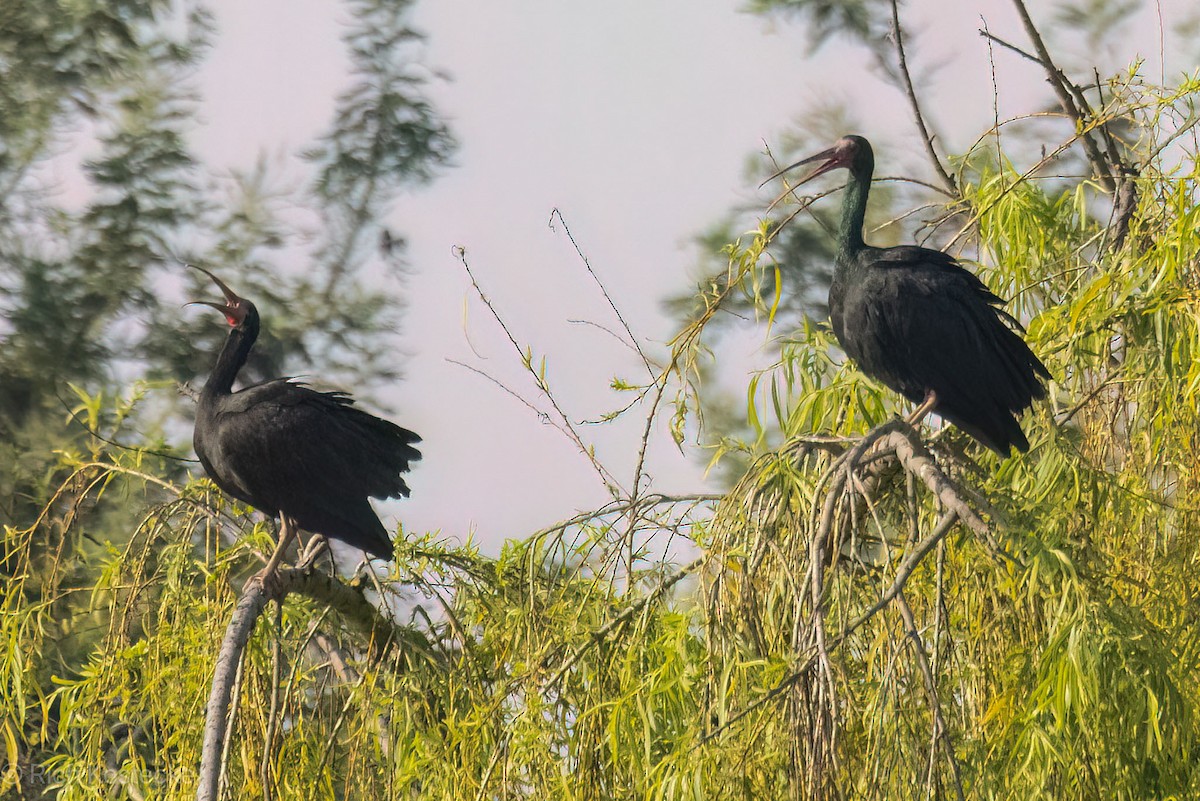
[192,0,1192,550]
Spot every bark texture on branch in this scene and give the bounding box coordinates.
[197,578,270,801]
[195,568,397,801]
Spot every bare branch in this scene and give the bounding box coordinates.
[1009,0,1117,192]
[196,568,403,801]
[550,208,654,377]
[888,0,958,195]
[624,375,673,571]
[261,603,284,800]
[895,591,965,801]
[454,246,625,492]
[976,28,1040,65]
[447,358,559,426]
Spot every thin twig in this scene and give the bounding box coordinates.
[566,318,647,356]
[945,133,1076,250]
[473,740,507,801]
[623,375,673,570]
[550,208,654,377]
[1060,372,1123,425]
[896,591,966,801]
[57,387,198,463]
[446,358,556,426]
[1009,0,1116,192]
[888,0,957,194]
[260,603,283,801]
[981,18,1002,169]
[545,210,681,570]
[1092,67,1127,172]
[922,543,943,799]
[454,246,624,492]
[808,461,840,779]
[976,28,1039,64]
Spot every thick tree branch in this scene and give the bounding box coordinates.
[1107,175,1139,251]
[198,579,269,801]
[196,567,402,801]
[880,431,990,541]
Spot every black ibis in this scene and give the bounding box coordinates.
[189,267,420,576]
[767,135,1050,454]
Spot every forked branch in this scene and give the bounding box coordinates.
[1008,0,1119,193]
[707,419,1002,752]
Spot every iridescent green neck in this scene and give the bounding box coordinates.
[836,158,871,257]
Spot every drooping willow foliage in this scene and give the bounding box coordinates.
[5,16,1200,801]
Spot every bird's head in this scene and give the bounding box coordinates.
[762,134,871,187]
[186,266,254,328]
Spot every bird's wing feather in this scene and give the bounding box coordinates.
[838,249,1048,452]
[211,380,421,516]
[869,245,1007,304]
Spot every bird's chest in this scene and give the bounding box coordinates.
[193,408,274,512]
[828,265,933,390]
[828,267,895,358]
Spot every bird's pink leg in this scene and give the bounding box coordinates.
[254,514,297,595]
[906,390,938,426]
[297,534,328,569]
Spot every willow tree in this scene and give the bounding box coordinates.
[665,2,1200,796]
[4,3,1200,801]
[0,0,453,796]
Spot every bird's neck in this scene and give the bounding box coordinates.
[836,160,871,257]
[203,321,257,397]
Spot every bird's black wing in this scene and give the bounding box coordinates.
[838,246,1049,453]
[207,379,421,556]
[219,379,421,500]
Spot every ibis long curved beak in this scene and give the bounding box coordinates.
[184,265,248,326]
[189,265,240,304]
[760,145,843,188]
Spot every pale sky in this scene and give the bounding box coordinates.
[192,0,1192,550]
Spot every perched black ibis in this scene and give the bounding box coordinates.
[189,267,420,573]
[767,135,1050,454]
